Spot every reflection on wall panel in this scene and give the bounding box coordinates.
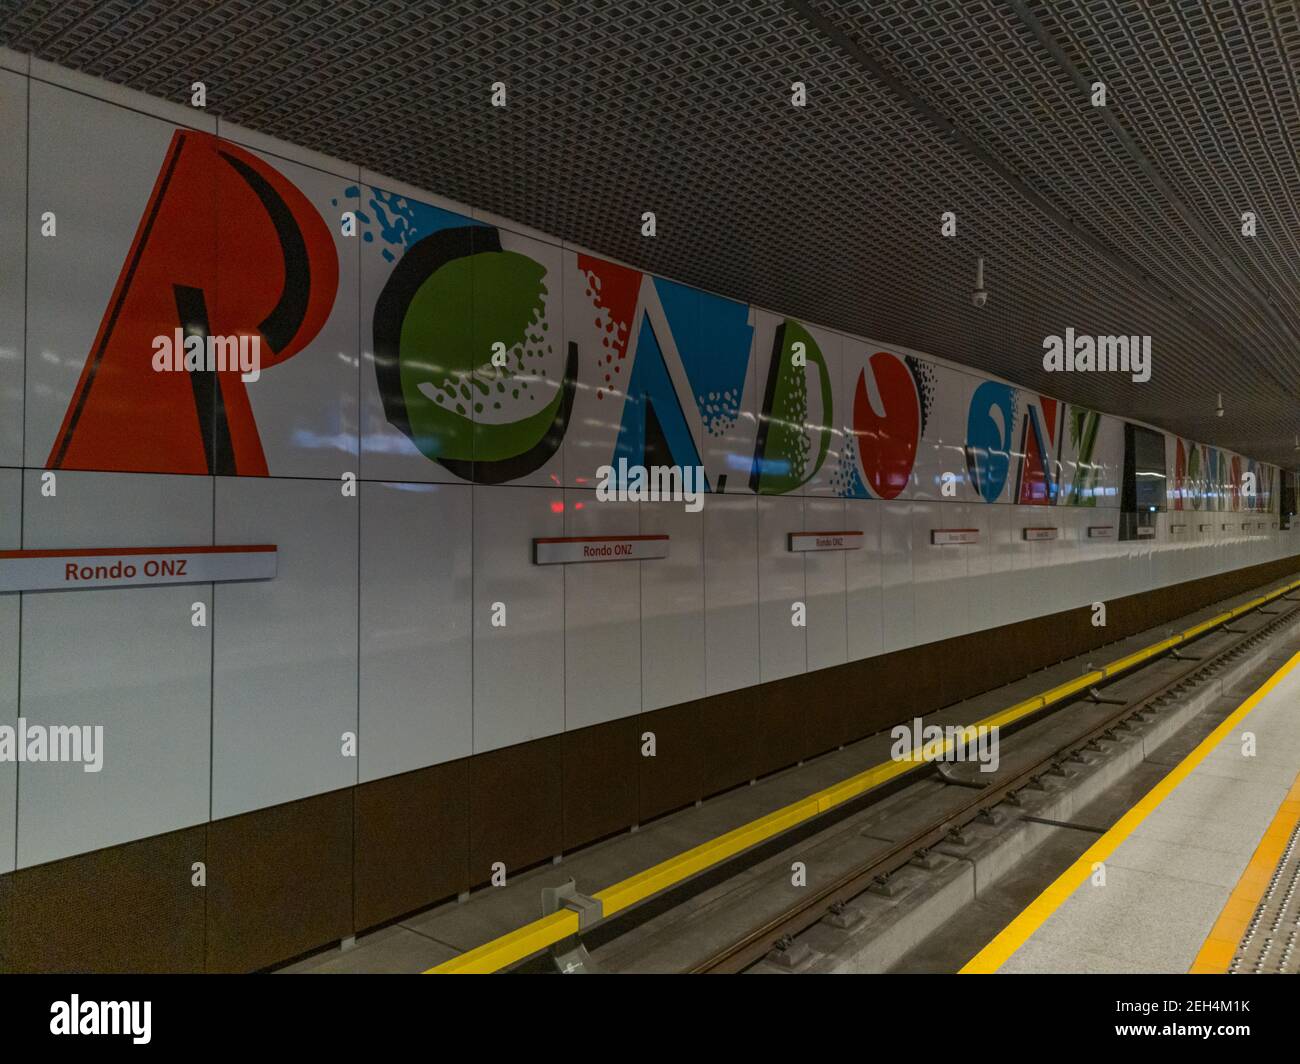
[359,481,472,783]
[0,468,19,873]
[639,499,706,712]
[843,499,884,662]
[212,477,358,818]
[751,311,840,498]
[879,500,915,652]
[472,484,564,753]
[704,495,759,696]
[18,472,214,867]
[803,498,849,672]
[0,72,25,468]
[757,494,806,682]
[358,172,479,485]
[563,491,641,730]
[225,147,361,480]
[24,81,216,473]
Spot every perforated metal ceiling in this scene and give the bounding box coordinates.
[4,0,1299,466]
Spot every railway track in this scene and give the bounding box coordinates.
[685,595,1300,973]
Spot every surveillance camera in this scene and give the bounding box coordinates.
[971,289,988,308]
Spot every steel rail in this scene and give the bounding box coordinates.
[691,600,1300,973]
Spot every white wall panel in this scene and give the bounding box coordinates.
[843,499,883,662]
[758,494,806,682]
[564,490,641,730]
[984,504,1015,629]
[803,498,848,671]
[18,471,213,867]
[0,71,25,468]
[0,467,19,872]
[562,247,633,490]
[472,484,564,752]
[880,500,914,651]
[358,480,472,782]
[964,502,995,634]
[231,149,360,480]
[477,229,566,488]
[704,493,759,695]
[640,498,705,712]
[212,476,357,818]
[25,81,216,472]
[358,172,478,484]
[912,500,968,644]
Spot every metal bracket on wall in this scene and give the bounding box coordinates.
[541,878,603,974]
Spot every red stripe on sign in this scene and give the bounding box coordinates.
[533,535,670,544]
[933,528,978,533]
[0,544,276,559]
[800,530,863,537]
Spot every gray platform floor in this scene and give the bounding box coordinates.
[994,644,1300,974]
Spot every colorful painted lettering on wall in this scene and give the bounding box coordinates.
[58,127,1286,512]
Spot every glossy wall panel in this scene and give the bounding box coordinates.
[358,481,472,782]
[563,491,641,730]
[0,468,19,873]
[357,172,479,485]
[211,476,358,818]
[639,499,706,712]
[758,494,806,682]
[804,498,848,672]
[18,471,213,867]
[472,484,565,752]
[226,147,361,480]
[843,499,884,663]
[0,71,24,468]
[24,81,217,474]
[879,500,915,652]
[703,494,759,696]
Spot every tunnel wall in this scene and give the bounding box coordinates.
[1,52,1296,970]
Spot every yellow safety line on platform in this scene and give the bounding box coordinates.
[429,577,1300,974]
[1190,767,1300,973]
[960,648,1300,974]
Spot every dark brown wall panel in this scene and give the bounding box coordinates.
[0,871,9,972]
[699,688,758,796]
[353,760,469,932]
[10,826,205,973]
[563,717,639,850]
[752,676,810,778]
[637,701,703,822]
[206,790,353,972]
[469,735,562,883]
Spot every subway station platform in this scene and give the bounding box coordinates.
[965,650,1300,975]
[280,576,1300,975]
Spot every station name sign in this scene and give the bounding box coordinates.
[0,545,277,593]
[1022,527,1058,542]
[534,535,669,565]
[788,531,863,552]
[1087,526,1114,539]
[931,528,979,546]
